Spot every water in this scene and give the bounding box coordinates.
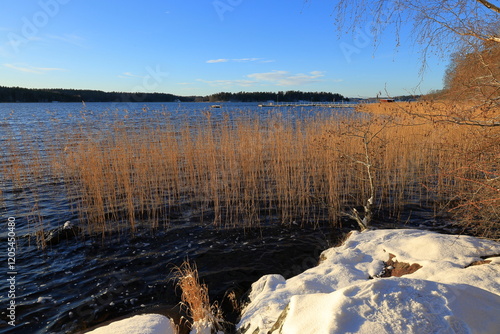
[0,102,355,333]
[0,102,349,234]
[2,220,343,333]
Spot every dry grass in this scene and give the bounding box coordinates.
[173,260,224,332]
[1,103,498,240]
[360,102,499,238]
[57,111,352,233]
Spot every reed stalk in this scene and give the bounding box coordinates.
[1,104,497,239]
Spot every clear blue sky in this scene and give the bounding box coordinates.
[0,0,448,98]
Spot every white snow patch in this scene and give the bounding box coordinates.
[83,229,499,334]
[282,278,500,334]
[190,318,225,334]
[237,229,500,334]
[85,314,176,334]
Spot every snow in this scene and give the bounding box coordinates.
[85,314,176,334]
[281,278,500,334]
[189,319,225,334]
[237,229,500,334]
[86,229,500,334]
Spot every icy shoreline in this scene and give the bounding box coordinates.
[87,229,500,334]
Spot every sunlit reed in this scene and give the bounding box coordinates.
[1,103,497,240]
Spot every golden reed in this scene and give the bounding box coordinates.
[1,103,497,239]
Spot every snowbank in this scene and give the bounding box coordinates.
[85,314,176,334]
[280,278,500,334]
[237,229,500,334]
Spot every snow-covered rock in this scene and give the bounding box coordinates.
[85,314,176,334]
[277,278,500,334]
[237,229,500,334]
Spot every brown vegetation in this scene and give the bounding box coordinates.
[173,261,224,332]
[362,102,499,238]
[379,253,422,277]
[1,102,497,241]
[443,41,500,107]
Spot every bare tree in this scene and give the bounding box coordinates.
[340,126,379,231]
[322,0,500,126]
[328,0,500,60]
[319,0,500,236]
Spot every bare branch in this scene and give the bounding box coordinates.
[476,0,500,15]
[330,0,500,61]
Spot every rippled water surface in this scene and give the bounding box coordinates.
[0,102,355,333]
[5,220,343,333]
[0,102,461,333]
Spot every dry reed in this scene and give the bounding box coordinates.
[360,102,499,237]
[1,103,497,239]
[173,260,224,332]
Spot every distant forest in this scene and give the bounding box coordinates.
[208,91,348,102]
[0,86,195,103]
[0,86,349,103]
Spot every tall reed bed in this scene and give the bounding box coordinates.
[362,102,499,237]
[1,104,497,238]
[59,111,347,234]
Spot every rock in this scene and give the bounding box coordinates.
[236,229,500,334]
[277,278,500,334]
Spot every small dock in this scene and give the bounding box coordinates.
[258,102,360,108]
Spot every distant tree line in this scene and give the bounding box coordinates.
[392,95,421,101]
[0,86,349,104]
[208,91,348,102]
[0,86,196,103]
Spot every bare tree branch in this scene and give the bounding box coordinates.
[476,0,500,14]
[330,0,500,60]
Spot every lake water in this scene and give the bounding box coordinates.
[0,102,357,333]
[0,102,461,333]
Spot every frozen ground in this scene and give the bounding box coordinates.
[86,229,500,333]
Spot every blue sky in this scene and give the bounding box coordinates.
[0,0,448,98]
